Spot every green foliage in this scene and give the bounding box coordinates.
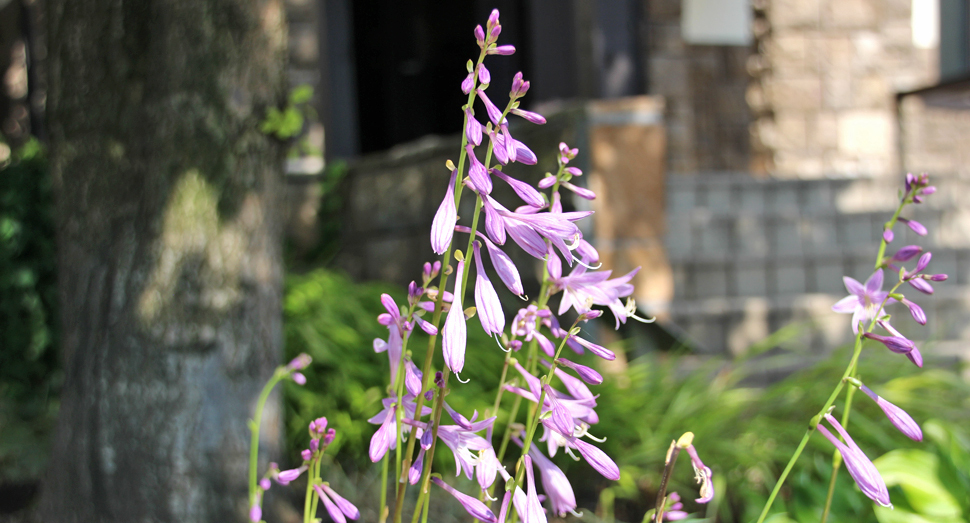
[0,140,60,481]
[261,84,318,143]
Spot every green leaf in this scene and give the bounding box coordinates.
[874,449,962,519]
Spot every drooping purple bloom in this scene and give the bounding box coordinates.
[523,456,547,523]
[465,108,483,146]
[409,448,425,484]
[816,413,892,508]
[478,64,491,85]
[901,297,926,325]
[477,89,504,125]
[315,484,360,521]
[899,217,927,236]
[865,320,923,367]
[454,226,525,297]
[467,145,493,194]
[368,404,396,462]
[860,384,922,441]
[555,358,604,386]
[489,45,516,55]
[405,359,423,397]
[276,466,305,485]
[686,444,714,503]
[661,492,689,521]
[286,353,312,370]
[908,277,934,294]
[462,72,475,94]
[511,107,546,124]
[473,241,506,336]
[443,260,468,376]
[890,245,922,262]
[476,446,499,490]
[437,420,496,480]
[526,443,577,517]
[431,478,498,523]
[831,269,890,333]
[500,124,517,163]
[491,169,544,207]
[561,181,596,200]
[431,169,458,254]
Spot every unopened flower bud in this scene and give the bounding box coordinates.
[301,449,312,461]
[287,353,312,371]
[883,229,894,243]
[259,478,271,491]
[489,45,516,55]
[291,372,306,385]
[323,428,336,445]
[891,245,922,262]
[474,24,485,45]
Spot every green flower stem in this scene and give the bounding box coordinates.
[414,372,450,523]
[249,369,285,503]
[757,271,903,523]
[380,452,389,522]
[654,445,682,523]
[307,458,322,523]
[755,428,813,523]
[392,47,488,523]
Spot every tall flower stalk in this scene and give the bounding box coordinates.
[756,173,941,522]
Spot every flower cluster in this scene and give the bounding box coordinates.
[358,9,713,523]
[816,173,942,509]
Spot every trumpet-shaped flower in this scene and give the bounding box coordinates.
[832,269,891,333]
[431,477,497,523]
[816,413,892,508]
[443,260,468,377]
[859,384,922,441]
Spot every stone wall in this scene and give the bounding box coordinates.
[753,0,938,178]
[899,82,970,178]
[645,0,754,174]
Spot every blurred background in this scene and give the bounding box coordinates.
[1,0,969,522]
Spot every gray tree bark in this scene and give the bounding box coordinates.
[41,1,287,521]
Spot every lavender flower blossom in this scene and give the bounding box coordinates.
[816,413,892,508]
[524,441,578,517]
[431,169,458,254]
[454,226,525,297]
[249,503,262,522]
[286,353,312,371]
[898,217,927,236]
[660,492,689,521]
[512,107,546,124]
[864,320,923,367]
[883,229,894,243]
[478,64,491,85]
[465,108,483,146]
[510,71,530,98]
[443,259,468,377]
[473,241,506,336]
[491,169,545,207]
[831,269,890,333]
[314,484,361,522]
[685,444,714,503]
[859,384,923,441]
[523,456,548,523]
[467,145,493,194]
[890,245,922,263]
[431,478,498,523]
[489,45,516,55]
[477,88,504,125]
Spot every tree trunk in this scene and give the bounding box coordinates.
[41,1,287,521]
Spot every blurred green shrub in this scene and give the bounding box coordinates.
[0,140,60,481]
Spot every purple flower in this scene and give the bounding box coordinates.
[474,25,486,46]
[883,229,894,243]
[276,466,306,485]
[476,446,499,490]
[431,478,497,522]
[561,181,596,200]
[816,413,892,508]
[467,145,493,194]
[512,107,546,124]
[478,64,491,85]
[859,384,922,441]
[489,45,516,55]
[462,72,475,94]
[523,456,547,523]
[490,198,591,263]
[901,297,926,325]
[551,263,639,328]
[249,503,262,522]
[443,260,468,377]
[831,269,890,333]
[315,484,360,522]
[492,169,544,207]
[473,241,506,336]
[465,108,483,146]
[865,320,923,367]
[405,359,423,397]
[686,445,714,503]
[555,358,604,386]
[431,169,458,254]
[367,394,432,461]
[660,492,689,521]
[510,72,530,98]
[908,277,935,294]
[526,443,577,517]
[899,217,927,236]
[477,89,504,125]
[408,448,425,484]
[437,419,496,480]
[538,418,619,480]
[455,227,525,297]
[890,245,922,262]
[286,353,312,370]
[291,372,306,385]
